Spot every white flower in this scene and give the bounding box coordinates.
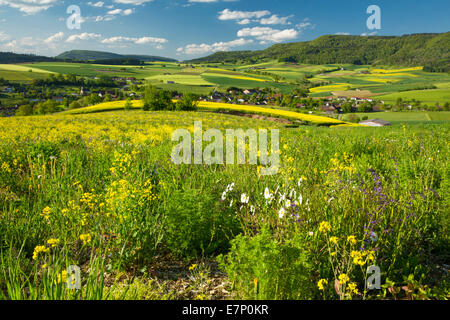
[370,231,378,242]
[327,197,334,203]
[308,231,314,236]
[241,193,249,203]
[264,187,271,199]
[285,199,291,208]
[221,191,227,201]
[278,207,286,219]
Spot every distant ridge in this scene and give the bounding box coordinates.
[56,50,178,62]
[185,32,450,72]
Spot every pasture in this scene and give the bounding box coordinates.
[0,108,448,300]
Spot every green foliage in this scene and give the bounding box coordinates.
[143,86,174,111]
[162,188,239,259]
[15,104,33,116]
[175,93,198,111]
[218,227,315,299]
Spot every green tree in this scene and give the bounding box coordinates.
[15,104,33,116]
[176,93,198,111]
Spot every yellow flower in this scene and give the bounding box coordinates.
[338,274,350,285]
[47,238,60,248]
[32,245,49,260]
[317,279,328,291]
[347,282,359,295]
[319,221,331,233]
[41,206,51,220]
[79,233,91,245]
[189,264,197,271]
[347,235,357,245]
[55,270,68,285]
[329,236,339,245]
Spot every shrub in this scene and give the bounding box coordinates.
[162,188,240,259]
[218,227,315,300]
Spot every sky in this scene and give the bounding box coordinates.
[0,0,448,60]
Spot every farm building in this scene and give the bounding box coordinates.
[359,119,392,127]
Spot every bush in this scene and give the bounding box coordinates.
[15,104,33,116]
[175,93,198,111]
[342,114,361,123]
[163,188,240,259]
[143,86,174,111]
[218,227,315,299]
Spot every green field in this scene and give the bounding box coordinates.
[356,111,450,122]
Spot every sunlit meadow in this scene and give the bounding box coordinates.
[0,110,448,300]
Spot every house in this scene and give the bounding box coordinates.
[359,119,391,127]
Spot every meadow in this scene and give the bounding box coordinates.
[0,107,448,300]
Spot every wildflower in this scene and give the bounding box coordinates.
[189,264,197,271]
[329,236,339,245]
[338,274,350,285]
[319,221,331,233]
[369,231,378,242]
[241,193,249,204]
[279,193,286,203]
[47,238,60,248]
[278,207,286,219]
[347,282,359,295]
[347,235,357,245]
[79,233,91,245]
[317,279,328,291]
[55,270,68,285]
[264,187,271,199]
[308,231,314,237]
[285,199,291,208]
[41,206,51,220]
[229,199,233,207]
[32,245,49,260]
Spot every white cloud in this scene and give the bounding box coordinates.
[335,32,350,35]
[87,1,104,7]
[113,0,153,5]
[0,31,10,42]
[219,9,271,21]
[361,31,377,36]
[66,33,102,43]
[44,31,64,44]
[0,0,58,14]
[237,27,299,43]
[260,14,292,25]
[189,0,218,2]
[177,38,253,55]
[101,36,168,45]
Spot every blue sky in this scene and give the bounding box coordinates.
[0,0,448,60]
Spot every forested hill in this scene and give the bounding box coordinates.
[56,50,177,62]
[0,52,56,64]
[186,33,450,72]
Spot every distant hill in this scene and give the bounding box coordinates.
[56,50,177,62]
[185,33,450,72]
[0,52,56,64]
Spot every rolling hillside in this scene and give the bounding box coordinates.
[186,33,450,72]
[56,50,177,62]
